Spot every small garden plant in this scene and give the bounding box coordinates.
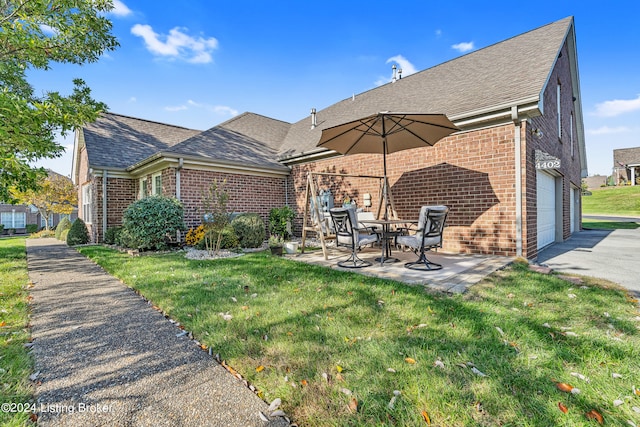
[66,218,89,245]
[119,196,186,250]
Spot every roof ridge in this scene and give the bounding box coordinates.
[216,111,291,128]
[101,111,202,132]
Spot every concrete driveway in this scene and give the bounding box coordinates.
[537,216,640,296]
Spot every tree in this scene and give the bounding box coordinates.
[12,170,77,229]
[201,179,230,255]
[0,0,119,203]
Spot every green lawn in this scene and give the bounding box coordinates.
[0,238,34,426]
[78,246,640,427]
[582,220,639,230]
[582,185,640,216]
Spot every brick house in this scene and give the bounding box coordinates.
[73,16,586,259]
[613,147,640,185]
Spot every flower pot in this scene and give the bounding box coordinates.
[270,245,283,256]
[284,241,299,254]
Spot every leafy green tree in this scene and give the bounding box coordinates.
[0,0,119,202]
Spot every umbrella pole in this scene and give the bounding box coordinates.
[382,133,389,221]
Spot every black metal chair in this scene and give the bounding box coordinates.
[396,205,449,270]
[329,207,379,268]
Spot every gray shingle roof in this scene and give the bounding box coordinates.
[166,126,289,171]
[217,112,291,151]
[83,113,200,169]
[277,17,573,159]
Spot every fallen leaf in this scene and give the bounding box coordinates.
[336,373,344,381]
[614,399,624,407]
[348,397,358,413]
[570,372,590,382]
[387,368,396,373]
[256,365,265,373]
[259,411,269,422]
[434,360,445,369]
[0,321,5,327]
[495,326,505,336]
[558,402,569,413]
[613,373,623,379]
[421,410,431,424]
[633,406,640,413]
[627,420,637,427]
[300,379,308,386]
[405,357,416,364]
[271,410,286,417]
[633,386,640,396]
[336,365,343,373]
[471,367,488,377]
[555,382,574,393]
[340,387,352,395]
[268,398,281,412]
[585,409,604,425]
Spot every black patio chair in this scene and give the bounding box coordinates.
[396,205,449,270]
[329,207,379,268]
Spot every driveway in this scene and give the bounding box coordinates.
[537,218,640,296]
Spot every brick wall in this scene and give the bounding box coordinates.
[525,39,584,259]
[290,124,518,256]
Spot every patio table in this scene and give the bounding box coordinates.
[360,219,417,266]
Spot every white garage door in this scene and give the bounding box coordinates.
[537,171,556,249]
[570,187,575,234]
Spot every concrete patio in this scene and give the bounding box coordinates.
[286,245,513,294]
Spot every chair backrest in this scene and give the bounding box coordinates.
[329,207,357,248]
[417,205,449,246]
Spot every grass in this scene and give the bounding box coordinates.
[582,220,640,230]
[0,237,34,426]
[77,246,640,427]
[582,185,640,216]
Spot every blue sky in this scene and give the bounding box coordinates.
[31,0,640,177]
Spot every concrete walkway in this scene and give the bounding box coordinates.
[27,238,288,427]
[537,223,640,296]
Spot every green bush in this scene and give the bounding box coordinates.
[26,224,38,233]
[231,213,265,248]
[0,224,4,234]
[120,196,186,250]
[55,217,72,240]
[66,218,89,246]
[195,225,239,250]
[59,229,70,242]
[268,206,295,240]
[104,226,122,245]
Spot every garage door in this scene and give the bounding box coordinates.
[570,187,575,234]
[537,171,556,249]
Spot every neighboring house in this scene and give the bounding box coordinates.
[73,16,586,260]
[0,203,77,234]
[583,175,607,190]
[613,147,640,185]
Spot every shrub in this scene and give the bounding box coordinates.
[66,218,89,246]
[195,225,239,250]
[59,229,70,242]
[185,225,206,246]
[104,226,122,245]
[28,229,55,239]
[120,196,186,250]
[0,224,4,234]
[231,213,265,248]
[55,217,72,240]
[26,224,38,233]
[268,206,295,240]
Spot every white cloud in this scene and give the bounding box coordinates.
[375,55,418,86]
[587,126,631,135]
[111,0,132,17]
[165,105,188,112]
[165,100,238,117]
[131,24,219,64]
[452,42,474,53]
[435,29,442,37]
[593,94,640,117]
[40,24,57,35]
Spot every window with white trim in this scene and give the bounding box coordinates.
[82,184,92,224]
[152,173,162,196]
[570,112,574,158]
[1,211,26,228]
[139,178,149,199]
[556,83,562,140]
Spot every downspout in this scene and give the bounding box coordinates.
[102,170,108,242]
[176,158,183,200]
[512,106,523,257]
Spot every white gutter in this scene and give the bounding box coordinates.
[102,169,108,242]
[512,106,523,257]
[176,158,183,200]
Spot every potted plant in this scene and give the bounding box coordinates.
[268,235,284,256]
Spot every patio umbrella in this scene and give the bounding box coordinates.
[316,112,459,218]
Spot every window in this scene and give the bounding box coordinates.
[152,173,162,196]
[556,83,562,140]
[1,211,26,228]
[139,178,148,199]
[82,184,92,224]
[570,112,574,157]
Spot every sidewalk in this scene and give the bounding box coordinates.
[27,238,288,427]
